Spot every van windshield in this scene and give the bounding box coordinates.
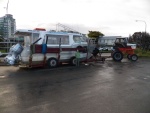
[73,36,85,43]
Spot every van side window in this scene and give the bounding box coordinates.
[61,36,69,45]
[47,36,59,44]
[47,35,69,45]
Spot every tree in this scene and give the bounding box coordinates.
[87,31,104,38]
[131,32,150,51]
[87,31,104,44]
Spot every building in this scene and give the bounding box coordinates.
[0,14,16,39]
[98,36,122,46]
[98,36,122,50]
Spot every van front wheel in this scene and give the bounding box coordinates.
[70,57,76,66]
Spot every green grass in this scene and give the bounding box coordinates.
[0,49,7,53]
[135,48,150,57]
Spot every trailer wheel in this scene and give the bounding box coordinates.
[127,54,131,60]
[47,58,58,68]
[70,57,76,66]
[111,51,114,57]
[130,54,138,61]
[112,51,123,61]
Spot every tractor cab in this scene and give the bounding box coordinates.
[114,38,128,48]
[114,38,136,50]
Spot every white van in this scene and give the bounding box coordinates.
[13,28,90,67]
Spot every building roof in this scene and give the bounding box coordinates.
[99,36,122,40]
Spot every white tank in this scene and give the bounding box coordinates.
[4,43,24,65]
[11,43,24,55]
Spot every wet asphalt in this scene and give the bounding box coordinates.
[0,58,150,113]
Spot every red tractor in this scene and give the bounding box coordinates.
[111,38,138,61]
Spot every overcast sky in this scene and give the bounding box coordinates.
[0,0,150,36]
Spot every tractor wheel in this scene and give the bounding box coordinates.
[112,51,123,61]
[127,54,131,60]
[70,57,76,66]
[130,54,138,61]
[47,58,58,68]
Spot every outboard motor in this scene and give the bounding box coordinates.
[4,43,23,65]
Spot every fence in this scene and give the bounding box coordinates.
[0,38,23,56]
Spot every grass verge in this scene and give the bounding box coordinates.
[135,48,150,57]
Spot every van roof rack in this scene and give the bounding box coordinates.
[56,23,82,35]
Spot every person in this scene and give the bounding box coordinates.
[92,46,99,59]
[75,50,80,67]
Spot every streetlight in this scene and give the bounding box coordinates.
[135,20,147,33]
[135,20,147,50]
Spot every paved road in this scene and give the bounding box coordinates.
[0,58,150,113]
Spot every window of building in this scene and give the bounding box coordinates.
[115,38,126,43]
[100,39,104,43]
[107,40,109,43]
[112,39,115,43]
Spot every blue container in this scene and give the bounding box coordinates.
[42,44,47,54]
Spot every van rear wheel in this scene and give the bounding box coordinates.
[47,58,58,68]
